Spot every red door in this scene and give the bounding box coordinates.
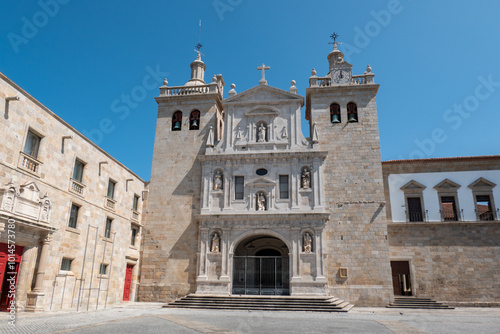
[0,243,23,311]
[123,264,134,301]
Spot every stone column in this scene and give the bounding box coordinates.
[312,158,323,209]
[223,162,231,210]
[220,228,230,280]
[290,228,301,281]
[197,228,209,280]
[314,228,326,281]
[26,233,52,312]
[201,165,210,211]
[291,158,299,210]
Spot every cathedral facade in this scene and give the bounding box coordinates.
[139,44,394,306]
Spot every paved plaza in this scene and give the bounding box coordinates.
[1,303,500,334]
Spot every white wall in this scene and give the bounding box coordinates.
[388,170,500,222]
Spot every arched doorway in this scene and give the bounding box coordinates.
[232,236,289,295]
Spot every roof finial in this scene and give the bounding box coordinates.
[194,19,204,57]
[257,63,270,85]
[329,32,342,50]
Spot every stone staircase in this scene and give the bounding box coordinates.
[165,295,354,312]
[387,296,454,309]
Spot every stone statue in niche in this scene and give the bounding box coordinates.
[301,169,311,189]
[213,171,223,190]
[303,232,312,253]
[211,232,220,253]
[257,192,266,211]
[40,197,50,222]
[257,124,266,142]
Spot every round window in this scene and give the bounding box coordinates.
[256,168,268,176]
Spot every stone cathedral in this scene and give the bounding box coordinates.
[139,43,394,306]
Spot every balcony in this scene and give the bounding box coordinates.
[18,151,42,176]
[159,83,221,97]
[309,74,374,88]
[69,179,86,196]
[105,197,116,211]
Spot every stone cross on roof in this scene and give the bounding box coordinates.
[257,63,270,85]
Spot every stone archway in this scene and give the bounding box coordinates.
[232,235,290,295]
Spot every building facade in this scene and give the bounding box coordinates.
[0,72,147,312]
[1,41,499,312]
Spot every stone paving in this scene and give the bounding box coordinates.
[1,302,500,334]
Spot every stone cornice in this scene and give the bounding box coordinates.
[200,150,328,162]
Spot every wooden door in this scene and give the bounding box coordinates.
[0,243,23,311]
[391,261,412,296]
[122,264,133,301]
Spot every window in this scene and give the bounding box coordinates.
[434,179,461,222]
[23,130,41,159]
[330,103,341,123]
[61,258,72,271]
[235,176,244,200]
[99,263,108,275]
[347,102,358,122]
[279,175,289,199]
[189,110,200,130]
[407,197,423,222]
[68,204,80,228]
[400,180,426,223]
[172,111,182,131]
[131,226,139,246]
[73,159,85,183]
[476,195,494,221]
[469,177,497,221]
[132,194,139,211]
[105,218,112,238]
[107,180,116,199]
[440,196,458,221]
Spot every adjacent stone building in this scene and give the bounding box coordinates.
[0,72,147,312]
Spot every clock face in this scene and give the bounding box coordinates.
[333,69,351,84]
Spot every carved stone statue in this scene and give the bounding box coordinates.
[257,193,266,211]
[211,233,220,253]
[2,192,14,211]
[301,169,311,189]
[213,171,223,190]
[303,232,312,253]
[257,124,266,142]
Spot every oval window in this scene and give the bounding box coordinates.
[256,168,268,176]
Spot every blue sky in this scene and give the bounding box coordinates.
[2,0,499,180]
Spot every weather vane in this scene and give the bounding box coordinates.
[195,20,204,55]
[329,32,341,49]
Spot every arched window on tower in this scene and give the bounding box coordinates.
[189,110,200,130]
[172,111,182,131]
[330,103,341,123]
[347,102,358,123]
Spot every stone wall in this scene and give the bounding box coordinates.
[388,221,500,306]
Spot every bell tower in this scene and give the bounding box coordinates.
[139,48,225,301]
[305,35,393,306]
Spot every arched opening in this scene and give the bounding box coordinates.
[330,103,341,123]
[189,110,200,130]
[347,102,358,123]
[172,111,182,131]
[232,235,289,295]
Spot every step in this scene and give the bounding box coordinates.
[166,295,354,312]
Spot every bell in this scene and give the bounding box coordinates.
[331,114,341,123]
[191,119,199,129]
[348,113,358,123]
[172,121,181,130]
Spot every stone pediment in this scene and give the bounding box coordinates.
[224,85,304,106]
[245,177,276,188]
[400,180,426,193]
[468,177,496,190]
[434,179,461,190]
